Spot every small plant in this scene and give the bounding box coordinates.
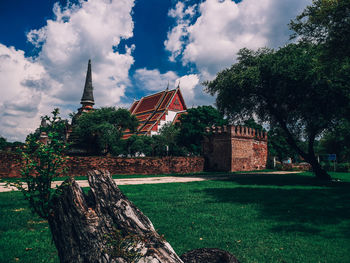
[8,108,69,219]
[104,227,142,263]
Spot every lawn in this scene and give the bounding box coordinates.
[0,172,349,263]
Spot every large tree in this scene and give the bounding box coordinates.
[177,105,227,155]
[205,43,350,180]
[72,107,138,155]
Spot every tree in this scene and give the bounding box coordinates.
[0,136,8,151]
[72,107,138,155]
[290,0,350,60]
[177,106,228,155]
[152,123,185,156]
[205,43,350,180]
[9,108,68,219]
[123,135,154,157]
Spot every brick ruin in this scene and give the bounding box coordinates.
[202,125,268,172]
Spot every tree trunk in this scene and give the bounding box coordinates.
[48,170,183,263]
[308,157,331,180]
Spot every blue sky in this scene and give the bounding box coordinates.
[0,0,311,141]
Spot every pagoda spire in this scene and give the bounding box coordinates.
[80,59,94,109]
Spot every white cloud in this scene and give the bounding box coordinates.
[175,74,199,104]
[0,0,135,141]
[134,68,178,92]
[166,0,311,79]
[0,44,60,141]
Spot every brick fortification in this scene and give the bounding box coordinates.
[202,125,268,172]
[0,152,204,178]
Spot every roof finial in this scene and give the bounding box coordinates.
[166,81,169,91]
[176,80,180,89]
[80,59,94,107]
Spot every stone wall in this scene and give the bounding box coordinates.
[202,125,268,172]
[0,152,204,178]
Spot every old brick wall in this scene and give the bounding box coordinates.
[0,152,22,178]
[203,125,268,172]
[0,153,204,178]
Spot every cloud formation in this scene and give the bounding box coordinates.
[166,0,311,78]
[0,0,135,141]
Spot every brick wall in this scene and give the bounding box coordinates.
[203,125,268,172]
[0,152,22,177]
[0,152,204,178]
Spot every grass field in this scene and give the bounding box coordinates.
[0,172,349,263]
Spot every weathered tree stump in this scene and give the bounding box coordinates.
[180,248,241,263]
[48,170,183,263]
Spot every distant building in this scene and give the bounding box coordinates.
[123,86,187,139]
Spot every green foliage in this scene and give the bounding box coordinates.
[0,137,25,152]
[268,126,300,162]
[0,136,8,151]
[152,123,185,156]
[123,135,154,157]
[8,109,68,219]
[177,106,227,155]
[318,119,350,163]
[72,107,138,155]
[290,0,350,59]
[243,118,264,131]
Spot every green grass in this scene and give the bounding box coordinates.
[1,172,349,263]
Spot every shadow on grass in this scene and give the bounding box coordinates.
[203,175,350,238]
[224,173,350,187]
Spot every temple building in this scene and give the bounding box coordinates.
[70,59,187,140]
[123,86,187,139]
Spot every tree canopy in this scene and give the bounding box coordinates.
[176,105,227,155]
[72,107,138,155]
[290,0,350,59]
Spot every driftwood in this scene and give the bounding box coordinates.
[48,170,240,263]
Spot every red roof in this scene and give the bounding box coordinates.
[133,92,164,114]
[129,101,139,113]
[123,88,187,138]
[159,90,175,110]
[136,113,152,121]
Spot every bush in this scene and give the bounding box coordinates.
[320,161,350,172]
[336,163,350,172]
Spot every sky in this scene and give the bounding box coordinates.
[0,0,312,142]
